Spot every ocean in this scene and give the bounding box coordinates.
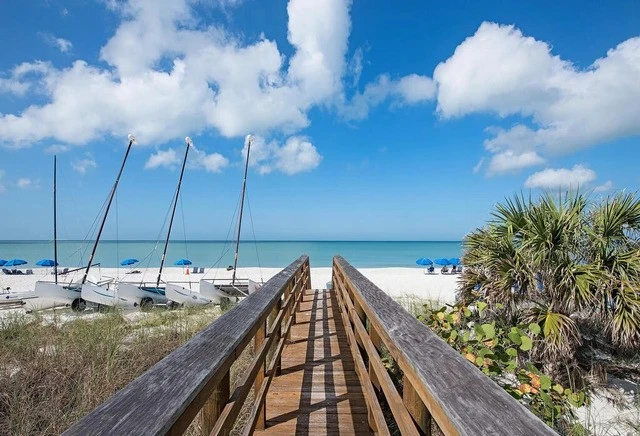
[0,240,463,269]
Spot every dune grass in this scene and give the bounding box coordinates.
[0,306,223,435]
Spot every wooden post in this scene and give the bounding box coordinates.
[254,320,267,430]
[369,326,382,391]
[201,371,230,435]
[271,298,282,376]
[403,375,431,436]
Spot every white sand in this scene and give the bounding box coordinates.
[1,265,460,305]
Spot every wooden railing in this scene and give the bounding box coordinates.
[63,255,310,436]
[332,256,556,436]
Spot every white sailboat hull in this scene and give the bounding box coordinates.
[117,282,168,307]
[0,290,37,306]
[81,283,138,308]
[165,282,221,306]
[24,281,83,311]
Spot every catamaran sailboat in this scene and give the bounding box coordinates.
[83,137,193,309]
[165,135,262,307]
[75,135,138,309]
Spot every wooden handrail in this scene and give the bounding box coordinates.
[63,255,310,436]
[332,256,556,436]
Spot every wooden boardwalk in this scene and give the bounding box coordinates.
[65,255,556,436]
[256,288,372,435]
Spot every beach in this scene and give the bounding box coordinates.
[0,265,461,308]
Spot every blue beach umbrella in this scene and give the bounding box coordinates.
[36,259,58,267]
[434,258,450,266]
[174,258,192,266]
[0,260,7,266]
[4,259,27,267]
[415,258,433,266]
[448,258,461,266]
[120,258,139,266]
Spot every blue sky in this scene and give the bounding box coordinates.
[0,0,639,241]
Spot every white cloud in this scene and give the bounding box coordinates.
[0,0,354,149]
[145,145,229,173]
[488,150,545,175]
[274,136,323,174]
[145,148,180,170]
[39,33,73,53]
[0,170,5,193]
[242,135,322,175]
[0,61,51,97]
[45,144,71,154]
[472,158,484,174]
[433,22,640,175]
[72,154,97,174]
[524,165,597,190]
[594,180,614,193]
[348,48,363,87]
[340,73,435,120]
[17,178,33,189]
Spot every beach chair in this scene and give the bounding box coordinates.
[427,266,435,274]
[26,269,33,275]
[441,267,449,274]
[61,267,69,275]
[2,268,11,275]
[199,267,204,274]
[192,267,198,274]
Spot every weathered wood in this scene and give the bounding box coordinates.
[403,375,432,436]
[201,371,230,435]
[254,320,267,430]
[256,288,377,436]
[333,286,389,435]
[335,272,418,435]
[333,256,556,436]
[63,255,308,436]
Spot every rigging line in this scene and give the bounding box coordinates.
[140,186,177,276]
[245,192,263,283]
[115,190,119,279]
[206,191,242,282]
[179,190,189,262]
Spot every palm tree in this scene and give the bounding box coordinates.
[460,191,640,382]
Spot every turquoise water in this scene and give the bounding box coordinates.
[0,240,463,269]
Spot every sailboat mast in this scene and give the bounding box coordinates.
[81,135,135,285]
[53,156,58,285]
[232,135,252,285]
[156,137,192,287]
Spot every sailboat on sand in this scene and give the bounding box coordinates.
[165,134,261,307]
[21,135,135,312]
[83,137,192,309]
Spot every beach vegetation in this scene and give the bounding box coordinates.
[0,306,225,435]
[419,302,585,431]
[456,191,640,414]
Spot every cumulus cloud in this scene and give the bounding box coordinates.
[145,144,229,173]
[39,33,73,53]
[72,154,97,174]
[433,22,640,175]
[45,144,71,154]
[145,149,180,170]
[0,0,354,148]
[0,61,51,98]
[340,73,435,120]
[488,150,545,175]
[524,165,597,190]
[242,135,322,175]
[594,180,614,193]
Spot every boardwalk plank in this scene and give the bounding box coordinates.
[255,288,373,436]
